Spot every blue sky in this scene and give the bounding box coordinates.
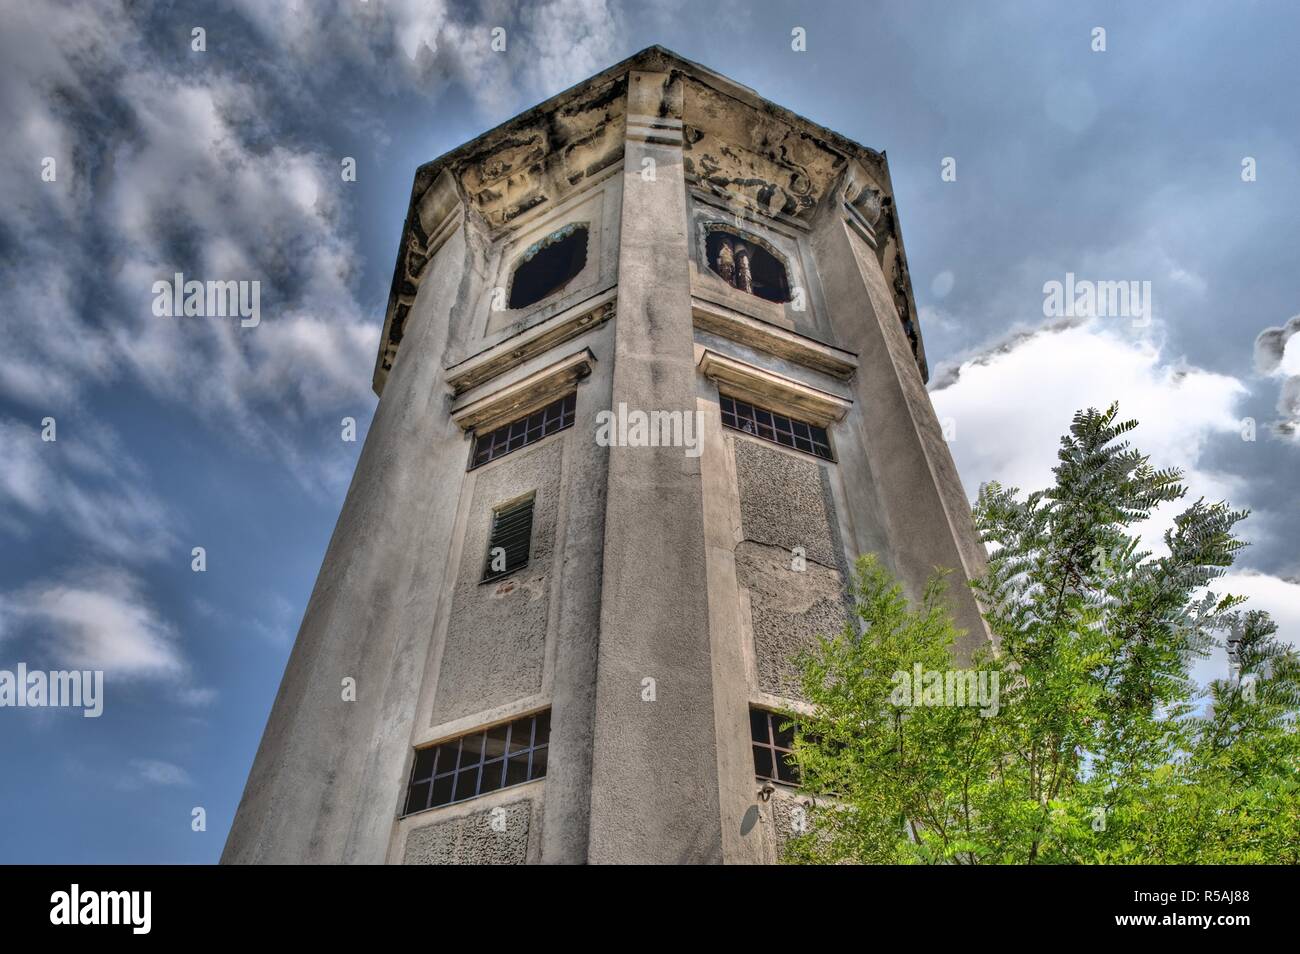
[1,0,1297,863]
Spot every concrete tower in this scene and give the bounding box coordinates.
[223,47,988,865]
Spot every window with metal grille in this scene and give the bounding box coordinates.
[404,711,550,816]
[470,392,575,469]
[751,708,800,784]
[720,394,833,461]
[482,496,534,582]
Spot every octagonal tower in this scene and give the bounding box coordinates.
[223,46,989,865]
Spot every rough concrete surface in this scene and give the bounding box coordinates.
[403,798,533,865]
[736,541,847,699]
[734,437,845,573]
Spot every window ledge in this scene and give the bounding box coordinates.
[451,349,594,433]
[445,289,614,396]
[698,350,851,427]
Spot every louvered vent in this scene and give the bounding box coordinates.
[482,496,535,582]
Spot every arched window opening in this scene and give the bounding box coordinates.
[507,223,589,310]
[705,229,791,303]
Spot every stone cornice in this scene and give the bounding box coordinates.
[375,46,925,396]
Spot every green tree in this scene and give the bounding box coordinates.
[785,404,1300,864]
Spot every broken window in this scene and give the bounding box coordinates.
[507,223,589,309]
[705,228,791,303]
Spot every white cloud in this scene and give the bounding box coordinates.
[931,317,1297,689]
[0,569,186,682]
[230,0,624,115]
[0,2,127,406]
[517,0,624,102]
[0,1,375,491]
[174,686,218,708]
[931,317,1247,518]
[0,1,626,495]
[1218,571,1300,651]
[1189,571,1300,687]
[102,69,376,434]
[128,759,193,787]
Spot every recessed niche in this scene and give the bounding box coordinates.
[705,227,791,304]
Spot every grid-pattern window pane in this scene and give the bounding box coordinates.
[482,496,534,582]
[720,394,833,461]
[751,708,800,785]
[470,392,576,469]
[404,711,550,816]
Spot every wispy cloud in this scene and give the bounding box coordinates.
[0,568,185,682]
[124,758,193,788]
[0,1,374,490]
[230,0,624,116]
[0,418,176,562]
[0,0,628,501]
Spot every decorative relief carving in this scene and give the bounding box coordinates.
[376,76,626,387]
[680,75,851,225]
[377,49,927,394]
[839,159,928,382]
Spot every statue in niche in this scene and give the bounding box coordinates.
[734,247,753,294]
[710,234,752,293]
[715,240,735,284]
[706,227,791,304]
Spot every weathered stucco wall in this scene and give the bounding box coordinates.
[431,439,561,725]
[734,437,846,572]
[732,438,849,699]
[736,541,847,699]
[402,793,537,865]
[223,224,478,864]
[809,208,989,659]
[587,68,725,864]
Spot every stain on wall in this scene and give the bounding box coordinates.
[733,438,848,698]
[432,438,563,724]
[403,797,533,864]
